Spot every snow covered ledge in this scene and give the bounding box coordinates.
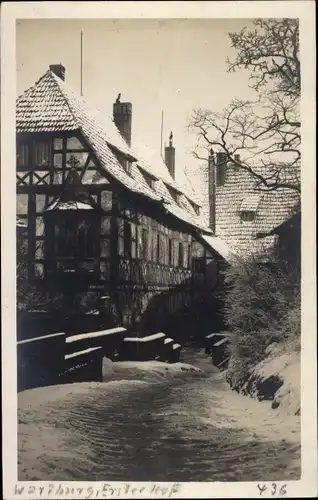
[226,344,300,416]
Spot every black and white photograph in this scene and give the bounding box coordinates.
[1,1,317,498]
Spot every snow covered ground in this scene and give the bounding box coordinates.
[18,348,300,482]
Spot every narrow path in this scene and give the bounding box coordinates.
[18,348,300,481]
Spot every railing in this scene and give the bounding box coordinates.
[117,258,192,288]
[40,256,216,291]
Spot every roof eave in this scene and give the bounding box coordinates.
[107,142,137,162]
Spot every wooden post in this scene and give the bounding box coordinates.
[110,191,119,321]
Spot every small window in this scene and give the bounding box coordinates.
[168,239,173,266]
[67,137,84,150]
[53,138,63,151]
[53,153,63,169]
[17,143,29,167]
[54,219,96,260]
[35,141,51,167]
[124,221,132,258]
[36,194,46,213]
[240,211,255,222]
[66,152,89,169]
[142,170,156,190]
[193,257,205,274]
[125,161,132,175]
[16,194,28,215]
[178,242,184,267]
[100,239,110,258]
[156,233,160,262]
[131,223,137,258]
[187,243,192,269]
[142,228,148,260]
[167,186,181,203]
[192,203,200,215]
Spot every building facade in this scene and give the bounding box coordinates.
[185,152,300,259]
[16,64,231,340]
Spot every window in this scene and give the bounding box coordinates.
[193,257,206,274]
[124,221,132,258]
[16,194,28,215]
[168,239,173,266]
[66,152,89,169]
[53,138,63,150]
[17,143,29,167]
[142,228,148,260]
[131,224,137,258]
[240,211,256,222]
[51,136,91,184]
[54,218,96,260]
[125,161,132,175]
[141,170,156,190]
[67,137,84,150]
[178,242,184,267]
[240,194,261,221]
[187,243,192,269]
[190,201,200,215]
[35,141,51,167]
[156,233,160,262]
[167,186,181,204]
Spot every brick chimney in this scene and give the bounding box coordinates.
[215,151,228,186]
[113,95,132,147]
[49,64,66,81]
[208,150,216,233]
[164,132,176,179]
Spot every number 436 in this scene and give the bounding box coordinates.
[257,483,287,496]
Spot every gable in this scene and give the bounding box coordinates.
[16,69,211,234]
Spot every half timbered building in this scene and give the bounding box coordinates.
[16,64,233,342]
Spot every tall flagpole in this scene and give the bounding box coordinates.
[160,110,164,158]
[80,31,83,96]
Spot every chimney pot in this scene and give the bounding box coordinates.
[49,64,66,81]
[216,151,227,186]
[208,152,216,233]
[113,100,132,146]
[234,154,241,163]
[164,133,176,179]
[216,152,228,165]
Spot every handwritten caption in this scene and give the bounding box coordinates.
[14,483,182,498]
[257,483,288,497]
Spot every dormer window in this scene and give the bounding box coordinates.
[167,185,181,204]
[240,211,255,222]
[125,160,132,175]
[239,194,262,222]
[190,201,200,216]
[141,170,157,190]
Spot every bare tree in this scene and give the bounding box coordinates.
[189,18,300,193]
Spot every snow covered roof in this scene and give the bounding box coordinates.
[200,234,237,264]
[16,68,210,233]
[187,160,300,258]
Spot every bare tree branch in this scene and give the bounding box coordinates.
[189,19,300,194]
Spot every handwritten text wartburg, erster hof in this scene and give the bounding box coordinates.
[14,482,183,498]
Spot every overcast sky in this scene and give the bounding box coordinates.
[16,18,255,187]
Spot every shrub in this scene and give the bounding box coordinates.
[221,249,300,380]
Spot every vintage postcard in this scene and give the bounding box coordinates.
[1,1,317,498]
